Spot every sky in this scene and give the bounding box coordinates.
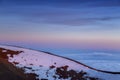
[0,0,120,52]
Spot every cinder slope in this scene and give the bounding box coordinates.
[0,58,25,80]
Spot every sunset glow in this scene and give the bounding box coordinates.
[0,0,120,51]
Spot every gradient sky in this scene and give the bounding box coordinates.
[0,0,120,51]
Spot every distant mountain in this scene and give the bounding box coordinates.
[0,45,120,80]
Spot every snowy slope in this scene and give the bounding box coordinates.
[0,45,120,80]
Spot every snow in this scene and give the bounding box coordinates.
[2,49,7,53]
[0,45,89,79]
[7,47,88,70]
[0,45,120,80]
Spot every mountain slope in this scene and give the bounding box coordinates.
[0,45,120,80]
[0,58,26,80]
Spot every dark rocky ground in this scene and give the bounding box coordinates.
[0,48,38,80]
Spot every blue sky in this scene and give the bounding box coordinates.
[0,0,120,51]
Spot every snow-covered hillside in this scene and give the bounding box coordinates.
[0,45,120,80]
